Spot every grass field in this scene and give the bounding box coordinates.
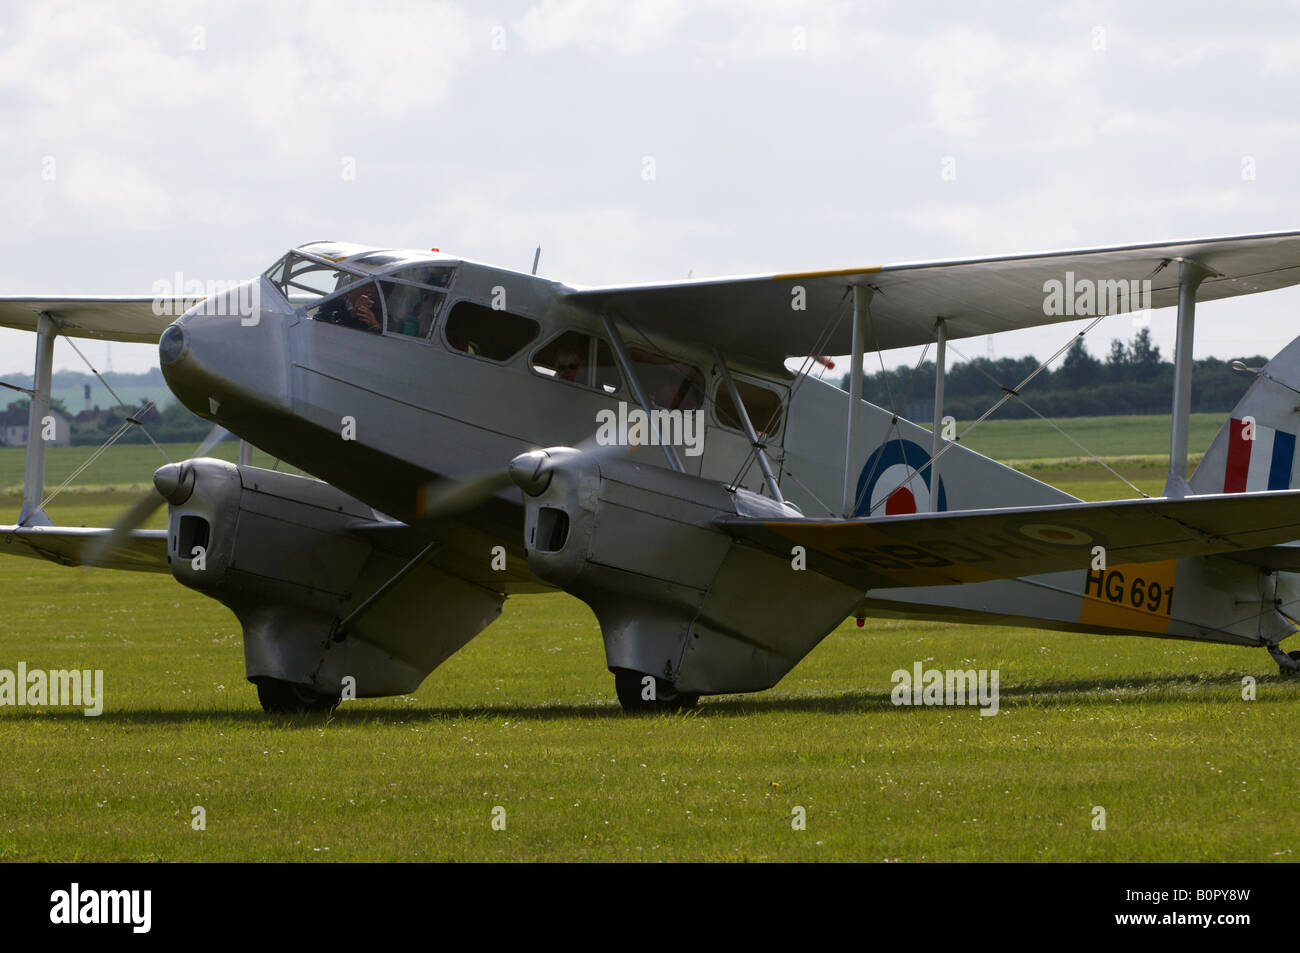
[0,441,300,500]
[1,420,1297,862]
[947,411,1223,462]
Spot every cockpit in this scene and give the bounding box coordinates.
[263,242,456,339]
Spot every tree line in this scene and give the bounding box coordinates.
[838,329,1267,419]
[4,396,224,447]
[68,400,226,446]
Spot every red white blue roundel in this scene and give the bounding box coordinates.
[854,439,947,517]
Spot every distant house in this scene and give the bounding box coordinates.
[72,404,161,428]
[0,402,71,447]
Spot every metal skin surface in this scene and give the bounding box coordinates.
[518,456,863,694]
[140,243,1298,701]
[161,459,503,697]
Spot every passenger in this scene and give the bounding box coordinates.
[555,344,585,382]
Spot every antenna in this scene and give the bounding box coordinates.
[531,246,541,276]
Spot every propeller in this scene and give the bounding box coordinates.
[83,423,229,569]
[414,434,636,522]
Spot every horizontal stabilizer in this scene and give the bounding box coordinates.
[716,491,1300,591]
[0,525,169,573]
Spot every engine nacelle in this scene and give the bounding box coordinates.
[162,458,502,697]
[520,456,863,695]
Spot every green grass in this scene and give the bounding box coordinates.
[1,485,1297,862]
[943,412,1224,462]
[0,441,300,497]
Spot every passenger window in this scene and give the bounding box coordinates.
[532,331,621,394]
[307,280,384,334]
[444,301,540,361]
[714,379,785,438]
[379,281,444,338]
[628,348,704,411]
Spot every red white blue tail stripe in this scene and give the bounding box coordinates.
[1223,418,1296,492]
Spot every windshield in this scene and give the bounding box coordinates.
[264,253,457,339]
[264,252,366,303]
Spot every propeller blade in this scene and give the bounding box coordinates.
[412,432,642,522]
[193,423,228,458]
[83,488,166,568]
[415,469,514,521]
[85,423,227,568]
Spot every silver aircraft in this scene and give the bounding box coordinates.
[5,231,1300,713]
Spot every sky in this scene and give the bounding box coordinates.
[2,0,1300,380]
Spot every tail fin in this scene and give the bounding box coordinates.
[1189,337,1300,495]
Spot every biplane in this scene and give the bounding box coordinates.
[4,230,1300,712]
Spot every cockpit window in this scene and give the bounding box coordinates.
[379,280,444,337]
[387,265,454,288]
[295,242,376,262]
[265,253,364,302]
[274,250,459,341]
[307,280,384,334]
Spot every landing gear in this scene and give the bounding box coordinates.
[613,668,699,712]
[1265,643,1300,676]
[255,678,341,714]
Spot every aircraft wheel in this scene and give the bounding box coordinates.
[613,669,699,712]
[255,678,341,714]
[1281,650,1300,677]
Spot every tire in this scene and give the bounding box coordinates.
[613,669,699,713]
[255,678,341,714]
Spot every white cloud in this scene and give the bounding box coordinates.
[2,0,1300,379]
[512,0,690,55]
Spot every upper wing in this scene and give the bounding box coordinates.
[716,490,1300,591]
[0,525,169,573]
[562,230,1300,370]
[0,296,200,344]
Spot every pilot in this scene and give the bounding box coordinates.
[343,285,382,333]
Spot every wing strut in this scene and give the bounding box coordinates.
[842,286,871,516]
[600,314,684,472]
[1165,260,1208,498]
[18,312,57,527]
[929,317,947,512]
[712,347,784,504]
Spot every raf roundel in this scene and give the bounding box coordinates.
[1017,522,1095,546]
[854,439,947,517]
